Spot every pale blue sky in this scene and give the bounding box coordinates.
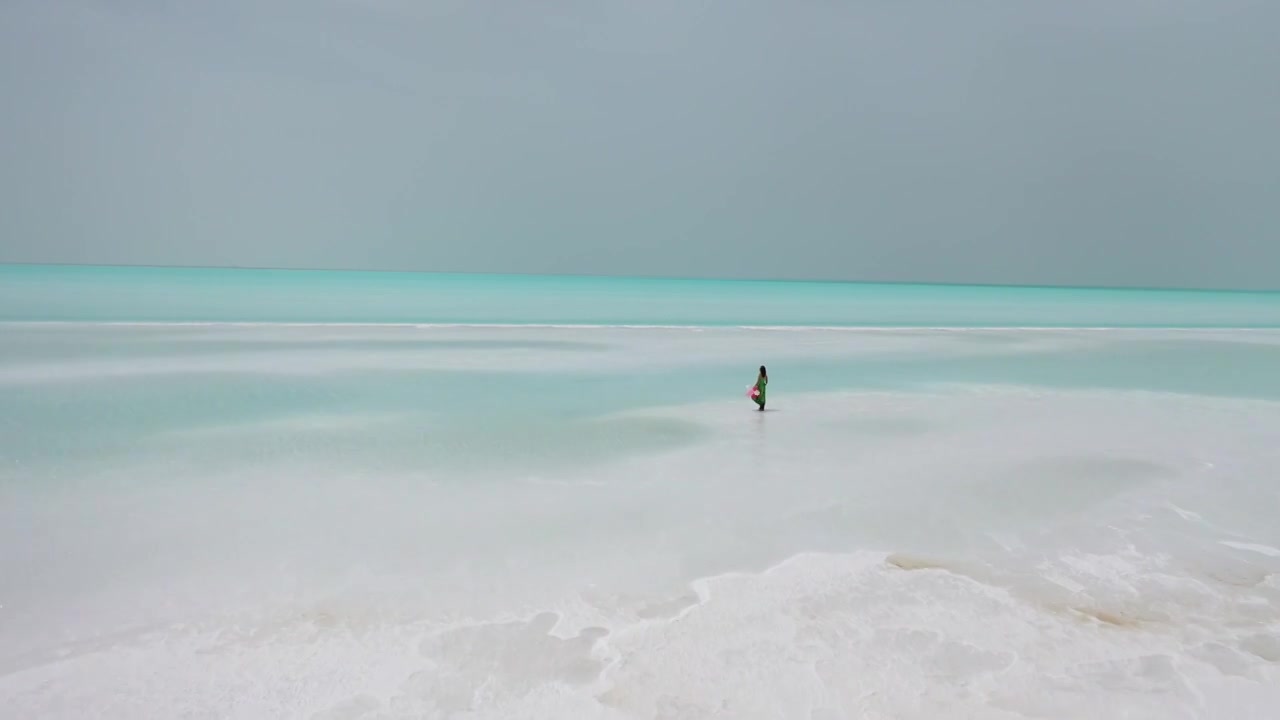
[1,1,1277,289]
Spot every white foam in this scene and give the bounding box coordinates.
[1220,542,1280,558]
[1171,503,1205,522]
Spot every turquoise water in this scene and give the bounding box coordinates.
[5,263,1280,716]
[3,263,1279,326]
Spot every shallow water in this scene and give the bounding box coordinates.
[2,268,1280,718]
[4,263,1280,326]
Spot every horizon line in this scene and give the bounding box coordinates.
[2,260,1278,295]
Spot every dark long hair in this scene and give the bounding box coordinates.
[759,365,767,379]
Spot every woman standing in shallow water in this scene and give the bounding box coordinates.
[752,365,768,410]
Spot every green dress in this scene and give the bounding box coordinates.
[754,375,767,407]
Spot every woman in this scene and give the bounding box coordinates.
[752,365,768,410]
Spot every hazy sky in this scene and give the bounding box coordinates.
[2,1,1277,289]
